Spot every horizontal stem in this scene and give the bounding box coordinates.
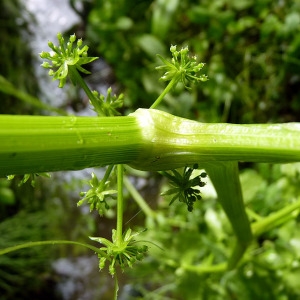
[1,108,300,176]
[129,109,300,170]
[0,115,142,177]
[181,262,227,274]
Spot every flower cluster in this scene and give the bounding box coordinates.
[161,164,207,212]
[7,173,51,187]
[90,228,148,276]
[78,172,117,216]
[40,33,98,88]
[91,87,124,116]
[156,45,208,89]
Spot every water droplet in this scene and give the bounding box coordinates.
[69,116,77,126]
[76,131,84,145]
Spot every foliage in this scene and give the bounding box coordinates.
[161,164,207,212]
[7,173,51,188]
[85,0,300,122]
[78,171,117,216]
[1,1,300,299]
[91,87,124,116]
[0,0,39,114]
[0,211,57,300]
[128,163,300,299]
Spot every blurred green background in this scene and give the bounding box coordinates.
[1,0,300,299]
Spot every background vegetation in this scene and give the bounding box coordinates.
[1,0,300,299]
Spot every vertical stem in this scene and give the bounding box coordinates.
[114,276,119,300]
[203,161,253,269]
[116,164,124,245]
[150,76,179,109]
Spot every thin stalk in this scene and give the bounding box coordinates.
[0,240,109,259]
[124,176,156,219]
[182,262,227,274]
[116,164,124,245]
[114,276,119,300]
[0,75,67,115]
[150,76,179,109]
[100,165,115,188]
[204,161,252,270]
[252,197,300,237]
[68,66,103,116]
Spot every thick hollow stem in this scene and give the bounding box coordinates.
[1,108,300,177]
[129,109,300,170]
[0,115,142,177]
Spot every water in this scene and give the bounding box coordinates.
[52,256,113,300]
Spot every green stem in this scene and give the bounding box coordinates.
[114,276,119,300]
[129,109,300,171]
[252,198,300,237]
[124,176,156,219]
[150,76,179,109]
[0,75,66,115]
[100,165,115,189]
[204,161,252,270]
[116,164,124,245]
[182,262,227,274]
[68,66,103,116]
[0,114,142,177]
[0,240,109,259]
[1,108,300,177]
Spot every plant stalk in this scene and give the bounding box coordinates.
[124,176,156,219]
[0,240,109,258]
[150,76,179,109]
[0,114,142,177]
[116,164,124,245]
[68,66,104,116]
[204,161,252,270]
[1,108,300,177]
[129,109,300,170]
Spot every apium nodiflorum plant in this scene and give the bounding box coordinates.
[1,33,300,298]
